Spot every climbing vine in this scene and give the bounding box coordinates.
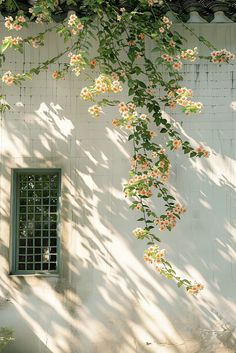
[0,0,234,295]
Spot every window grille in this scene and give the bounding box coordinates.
[12,169,61,274]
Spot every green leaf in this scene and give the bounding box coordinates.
[190,151,197,158]
[0,41,11,53]
[128,134,134,141]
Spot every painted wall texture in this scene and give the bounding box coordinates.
[0,19,236,353]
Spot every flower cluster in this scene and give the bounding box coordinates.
[181,47,198,62]
[148,0,163,6]
[124,157,170,200]
[161,16,172,29]
[2,71,14,86]
[28,7,44,23]
[161,54,173,63]
[211,49,235,63]
[80,74,123,117]
[112,102,154,132]
[5,15,26,31]
[67,14,84,35]
[195,145,210,158]
[125,174,153,198]
[144,245,166,264]
[81,74,122,102]
[68,52,86,76]
[187,283,204,295]
[88,105,103,117]
[2,36,23,48]
[161,54,183,71]
[155,204,186,231]
[116,7,126,21]
[132,227,149,239]
[52,71,65,80]
[176,87,203,114]
[156,159,170,182]
[30,37,44,49]
[129,152,169,182]
[176,87,193,97]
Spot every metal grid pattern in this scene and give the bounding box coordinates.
[14,170,60,273]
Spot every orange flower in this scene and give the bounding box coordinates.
[128,40,136,46]
[52,71,59,79]
[138,33,145,40]
[90,59,97,68]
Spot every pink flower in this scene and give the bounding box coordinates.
[13,24,22,31]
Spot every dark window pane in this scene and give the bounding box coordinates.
[35,238,41,246]
[49,263,57,270]
[50,206,57,213]
[43,198,49,205]
[27,239,33,246]
[43,239,48,246]
[35,222,41,229]
[43,230,49,237]
[43,263,48,270]
[35,263,41,270]
[35,214,41,221]
[51,198,57,205]
[20,198,26,205]
[51,223,57,230]
[50,190,58,197]
[19,263,26,270]
[35,198,41,205]
[43,223,49,230]
[35,247,41,254]
[20,190,27,197]
[19,239,26,246]
[50,238,57,246]
[28,190,34,197]
[35,230,41,237]
[43,214,49,221]
[50,255,57,262]
[28,206,34,213]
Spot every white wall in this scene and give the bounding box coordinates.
[0,20,236,353]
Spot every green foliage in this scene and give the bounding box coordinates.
[0,328,14,352]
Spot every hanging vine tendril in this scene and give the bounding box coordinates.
[0,0,234,295]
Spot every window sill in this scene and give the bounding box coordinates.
[9,273,59,277]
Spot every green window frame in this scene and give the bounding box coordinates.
[11,169,61,275]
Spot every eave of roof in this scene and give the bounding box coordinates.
[0,0,236,22]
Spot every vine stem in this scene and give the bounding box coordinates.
[163,0,217,51]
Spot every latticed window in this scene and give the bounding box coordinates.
[12,169,61,274]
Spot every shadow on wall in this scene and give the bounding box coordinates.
[0,91,192,353]
[0,27,236,353]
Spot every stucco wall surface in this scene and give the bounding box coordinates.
[0,20,236,353]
